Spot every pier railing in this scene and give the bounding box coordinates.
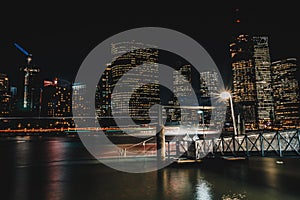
[194,129,300,159]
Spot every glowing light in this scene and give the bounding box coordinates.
[27,57,32,63]
[220,91,231,100]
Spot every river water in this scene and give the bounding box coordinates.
[0,136,299,200]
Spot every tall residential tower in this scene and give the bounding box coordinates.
[230,34,258,130]
[109,41,160,125]
[0,73,10,116]
[253,36,274,129]
[230,35,274,130]
[271,58,300,129]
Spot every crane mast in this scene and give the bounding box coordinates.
[13,43,40,111]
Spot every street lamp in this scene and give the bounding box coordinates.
[197,110,205,131]
[220,91,237,136]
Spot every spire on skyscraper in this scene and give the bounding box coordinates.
[234,8,241,24]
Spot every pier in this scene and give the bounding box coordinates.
[193,129,300,159]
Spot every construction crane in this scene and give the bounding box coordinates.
[13,42,33,65]
[13,42,40,111]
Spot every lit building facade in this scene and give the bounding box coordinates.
[166,64,192,125]
[199,70,220,98]
[230,35,275,130]
[9,86,18,115]
[230,34,258,130]
[110,41,160,124]
[199,70,224,130]
[42,78,72,117]
[253,36,274,129]
[173,64,192,98]
[168,65,215,128]
[41,78,72,128]
[0,73,9,93]
[271,58,300,129]
[0,73,10,116]
[96,66,112,117]
[72,82,91,122]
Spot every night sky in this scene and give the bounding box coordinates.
[1,2,299,88]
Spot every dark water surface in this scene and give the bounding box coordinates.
[0,136,299,200]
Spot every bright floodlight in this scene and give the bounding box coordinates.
[220,91,231,100]
[220,90,237,136]
[197,110,203,114]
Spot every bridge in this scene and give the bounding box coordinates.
[68,128,300,160]
[101,129,300,160]
[192,129,300,159]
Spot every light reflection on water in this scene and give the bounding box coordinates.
[194,180,212,200]
[12,139,30,200]
[1,137,300,200]
[45,140,66,200]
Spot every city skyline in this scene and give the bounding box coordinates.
[1,4,300,200]
[1,3,299,88]
[0,3,299,133]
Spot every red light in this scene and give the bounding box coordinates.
[44,80,54,87]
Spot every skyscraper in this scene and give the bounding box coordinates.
[0,73,9,93]
[271,58,300,129]
[199,70,219,98]
[9,86,18,116]
[169,64,216,127]
[199,70,224,129]
[41,78,72,128]
[230,34,274,130]
[42,78,72,117]
[168,64,193,125]
[173,64,192,98]
[253,36,274,129]
[230,34,258,130]
[96,66,112,117]
[72,82,91,124]
[0,73,10,116]
[110,41,160,125]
